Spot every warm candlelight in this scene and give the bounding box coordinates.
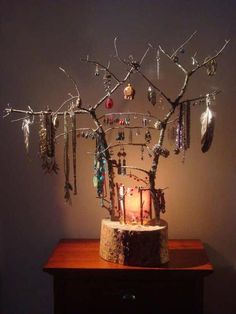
[119,185,152,225]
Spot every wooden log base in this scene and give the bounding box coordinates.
[99,219,169,267]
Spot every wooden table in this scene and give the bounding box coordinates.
[43,239,213,314]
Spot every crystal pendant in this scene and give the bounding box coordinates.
[147,86,156,106]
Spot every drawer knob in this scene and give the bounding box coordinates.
[122,293,136,301]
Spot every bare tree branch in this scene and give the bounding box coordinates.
[59,67,81,107]
[171,31,197,59]
[190,39,230,76]
[135,67,173,105]
[179,90,221,105]
[80,58,121,83]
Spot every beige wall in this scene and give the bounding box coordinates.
[1,1,236,313]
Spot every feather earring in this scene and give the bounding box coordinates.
[200,94,215,153]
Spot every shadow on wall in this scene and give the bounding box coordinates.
[204,244,236,314]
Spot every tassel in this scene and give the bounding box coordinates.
[200,95,215,153]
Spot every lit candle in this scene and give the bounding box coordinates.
[119,185,151,225]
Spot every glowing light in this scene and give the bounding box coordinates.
[119,185,151,225]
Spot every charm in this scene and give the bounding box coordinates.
[154,120,163,130]
[204,57,217,76]
[103,71,112,95]
[117,147,127,175]
[123,83,135,100]
[124,117,130,125]
[142,117,148,127]
[141,145,144,160]
[173,56,179,63]
[116,131,125,141]
[147,86,156,106]
[105,97,113,109]
[117,157,122,175]
[95,64,99,76]
[145,130,152,143]
[191,52,198,66]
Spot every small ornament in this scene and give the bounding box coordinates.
[173,55,179,63]
[142,117,148,127]
[105,97,113,109]
[140,145,144,160]
[117,147,126,175]
[95,64,99,76]
[123,83,135,100]
[191,52,198,66]
[103,71,112,94]
[154,120,163,130]
[147,86,156,106]
[124,117,130,125]
[204,57,217,76]
[145,130,152,143]
[116,131,125,141]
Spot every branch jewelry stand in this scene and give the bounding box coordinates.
[4,32,229,266]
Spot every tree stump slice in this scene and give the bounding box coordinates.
[99,219,169,267]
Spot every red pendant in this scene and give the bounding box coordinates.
[105,97,113,109]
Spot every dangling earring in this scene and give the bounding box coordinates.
[95,64,99,76]
[147,86,156,106]
[141,145,144,160]
[145,130,152,143]
[103,70,114,109]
